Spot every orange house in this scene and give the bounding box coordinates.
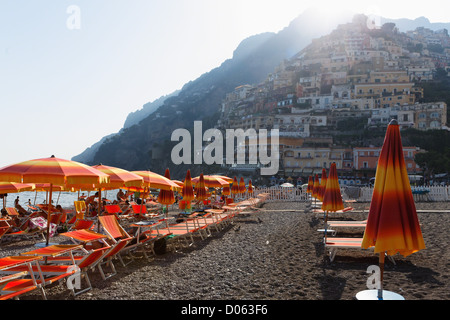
[353,146,421,173]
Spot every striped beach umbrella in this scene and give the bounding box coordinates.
[312,174,320,200]
[321,163,344,212]
[317,168,327,202]
[238,177,246,195]
[359,120,425,300]
[247,180,253,194]
[231,176,239,196]
[212,175,233,184]
[192,175,230,189]
[181,170,195,204]
[321,163,344,241]
[132,170,180,191]
[306,176,313,194]
[92,164,143,189]
[0,182,36,209]
[195,173,208,202]
[222,184,230,196]
[0,155,110,245]
[158,169,175,206]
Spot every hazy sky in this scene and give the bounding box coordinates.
[1,0,449,168]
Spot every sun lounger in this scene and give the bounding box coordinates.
[6,247,110,297]
[323,220,367,235]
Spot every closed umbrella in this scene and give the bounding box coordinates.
[358,120,425,300]
[238,177,246,195]
[231,176,239,199]
[182,170,195,212]
[318,168,327,202]
[247,180,253,194]
[321,163,344,241]
[0,155,110,246]
[158,169,175,217]
[312,174,320,200]
[195,173,208,203]
[306,176,313,197]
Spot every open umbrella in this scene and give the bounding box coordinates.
[0,155,110,245]
[132,170,180,191]
[0,182,36,209]
[318,168,327,202]
[321,163,344,241]
[359,120,425,300]
[280,182,294,188]
[212,175,233,184]
[92,164,144,221]
[192,175,230,188]
[158,169,175,216]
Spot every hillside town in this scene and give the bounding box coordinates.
[215,15,449,186]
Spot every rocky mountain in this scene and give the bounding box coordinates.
[73,9,350,179]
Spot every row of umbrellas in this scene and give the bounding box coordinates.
[305,120,426,300]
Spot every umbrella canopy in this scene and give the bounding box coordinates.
[231,176,239,195]
[306,176,313,194]
[359,120,425,300]
[0,156,110,189]
[132,170,180,191]
[238,177,246,194]
[0,155,110,245]
[318,168,328,202]
[248,180,253,194]
[181,170,195,202]
[312,174,320,200]
[158,169,175,206]
[192,175,230,188]
[321,163,344,212]
[91,164,143,189]
[280,182,294,188]
[0,182,35,194]
[362,120,425,257]
[212,175,233,184]
[195,174,208,201]
[222,184,230,196]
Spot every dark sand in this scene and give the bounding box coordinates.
[1,200,448,301]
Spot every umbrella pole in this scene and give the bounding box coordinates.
[46,184,53,246]
[324,210,329,243]
[378,252,385,300]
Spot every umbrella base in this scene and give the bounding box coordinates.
[355,289,405,300]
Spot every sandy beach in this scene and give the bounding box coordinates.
[0,200,448,301]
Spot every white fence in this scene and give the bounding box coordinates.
[254,186,450,202]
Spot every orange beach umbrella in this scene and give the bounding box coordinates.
[158,169,175,216]
[312,174,320,200]
[0,182,36,209]
[247,180,253,194]
[318,168,327,202]
[92,164,143,189]
[231,176,239,195]
[132,170,180,191]
[359,120,425,300]
[238,177,246,194]
[192,175,230,188]
[321,163,344,241]
[195,174,208,202]
[0,155,110,245]
[212,175,233,184]
[306,176,313,194]
[181,170,195,203]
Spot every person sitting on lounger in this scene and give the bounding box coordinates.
[14,196,28,216]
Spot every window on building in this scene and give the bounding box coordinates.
[363,161,368,168]
[419,113,426,119]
